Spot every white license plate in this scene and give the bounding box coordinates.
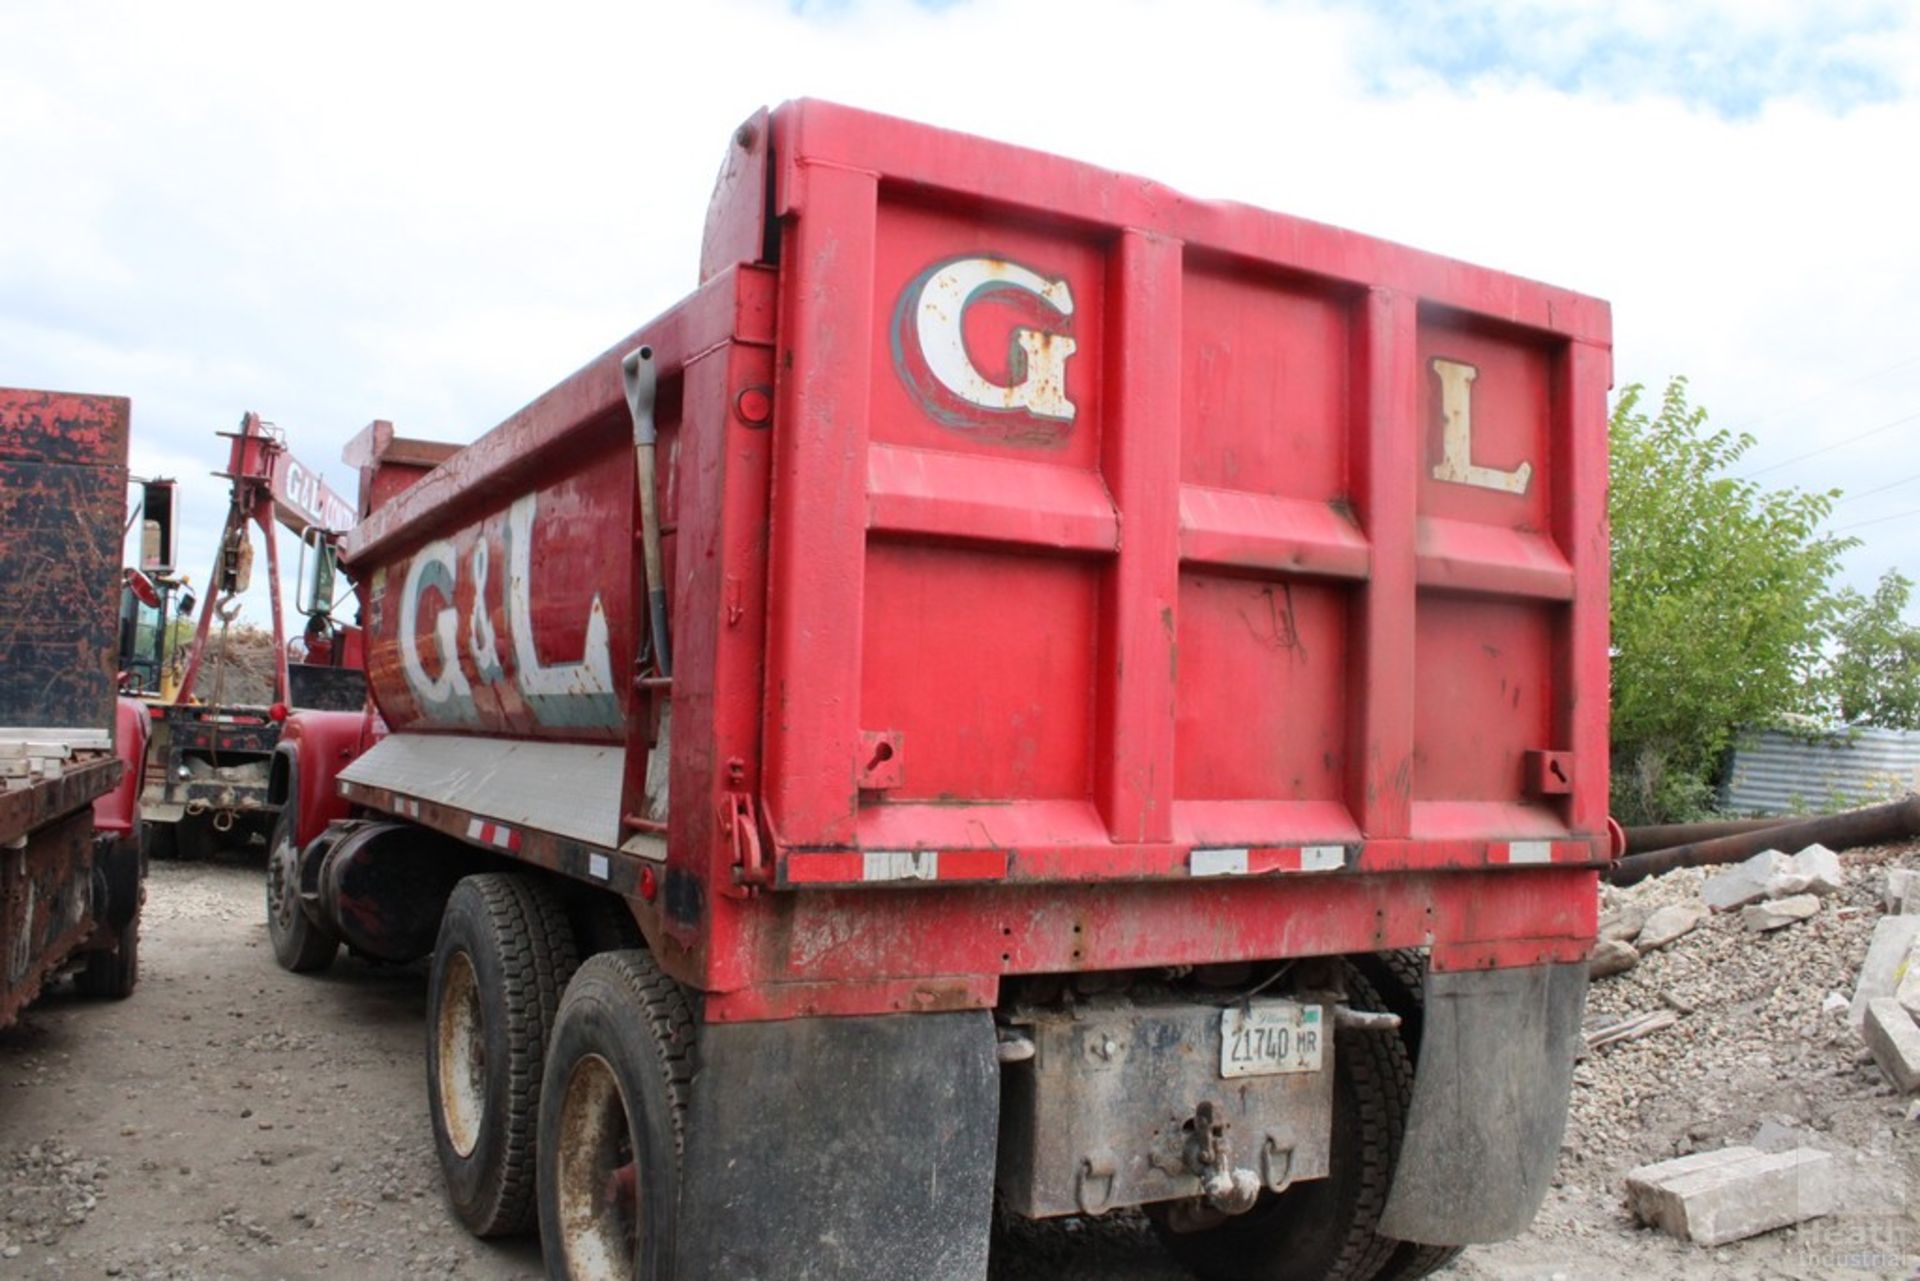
[1220,1002,1325,1078]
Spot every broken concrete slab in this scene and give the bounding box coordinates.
[1599,904,1650,944]
[1636,903,1708,952]
[1740,893,1821,932]
[1896,963,1920,1021]
[1864,998,1920,1093]
[1850,916,1920,1033]
[1767,844,1845,897]
[1625,1145,1835,1247]
[1702,850,1790,912]
[1590,938,1640,979]
[1887,867,1920,915]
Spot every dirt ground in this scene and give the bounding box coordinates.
[0,860,543,1281]
[2,855,1916,1280]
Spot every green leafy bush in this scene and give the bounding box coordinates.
[1824,569,1920,729]
[1609,379,1854,823]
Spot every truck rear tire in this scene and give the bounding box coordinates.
[428,874,580,1238]
[265,775,339,974]
[1149,967,1411,1281]
[74,914,139,999]
[1354,950,1465,1281]
[537,950,694,1281]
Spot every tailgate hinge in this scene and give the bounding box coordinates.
[724,791,768,896]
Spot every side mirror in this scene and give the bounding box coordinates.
[139,478,178,574]
[177,588,196,618]
[296,527,340,618]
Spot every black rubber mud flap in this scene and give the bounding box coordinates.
[675,1010,998,1281]
[1377,961,1587,1246]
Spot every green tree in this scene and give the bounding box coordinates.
[1609,378,1854,823]
[1824,569,1920,728]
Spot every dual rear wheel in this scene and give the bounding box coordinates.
[536,951,693,1281]
[422,872,688,1279]
[426,874,579,1236]
[409,874,1460,1280]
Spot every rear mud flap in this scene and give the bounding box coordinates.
[676,1010,998,1281]
[1378,961,1587,1246]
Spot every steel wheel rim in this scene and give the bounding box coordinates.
[267,830,300,936]
[436,950,487,1159]
[556,1052,639,1280]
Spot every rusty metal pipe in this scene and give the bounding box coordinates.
[1610,794,1920,886]
[1621,816,1801,856]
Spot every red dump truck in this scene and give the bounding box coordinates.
[270,101,1613,1280]
[1,388,149,1026]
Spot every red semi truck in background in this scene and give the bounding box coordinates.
[269,102,1613,1280]
[138,411,366,861]
[1,388,150,1026]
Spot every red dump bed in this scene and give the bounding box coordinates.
[341,101,1610,1021]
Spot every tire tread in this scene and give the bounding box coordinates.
[74,922,138,999]
[1362,949,1468,1281]
[266,796,338,974]
[578,950,696,1155]
[434,873,580,1236]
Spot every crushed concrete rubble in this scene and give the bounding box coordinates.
[1701,850,1790,912]
[1701,843,1847,913]
[1588,938,1639,978]
[0,1144,106,1255]
[1739,893,1821,932]
[1559,837,1920,1266]
[1635,903,1706,953]
[1587,844,1852,980]
[1599,904,1650,943]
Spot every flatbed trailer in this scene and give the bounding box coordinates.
[1,388,148,1025]
[274,102,1614,1280]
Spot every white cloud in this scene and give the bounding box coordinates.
[3,0,1916,630]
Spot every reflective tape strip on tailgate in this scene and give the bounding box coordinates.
[1189,845,1348,877]
[782,849,1008,887]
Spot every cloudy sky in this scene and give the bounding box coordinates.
[5,0,1917,625]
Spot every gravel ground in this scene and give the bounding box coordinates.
[1455,839,1920,1281]
[3,848,1917,1279]
[0,859,541,1281]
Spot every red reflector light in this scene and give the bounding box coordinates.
[639,866,658,902]
[268,703,289,723]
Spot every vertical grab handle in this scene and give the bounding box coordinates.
[622,345,671,679]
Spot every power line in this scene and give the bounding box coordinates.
[1726,352,1920,434]
[1740,409,1920,479]
[1835,504,1920,534]
[1837,467,1920,506]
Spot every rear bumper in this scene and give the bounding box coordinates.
[699,865,1600,1022]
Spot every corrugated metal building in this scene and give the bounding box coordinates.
[1721,726,1920,815]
